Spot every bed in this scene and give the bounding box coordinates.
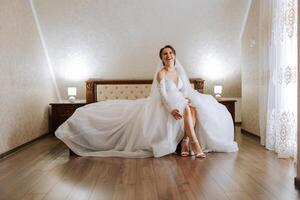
[52,78,202,155]
[85,78,205,103]
[64,78,238,156]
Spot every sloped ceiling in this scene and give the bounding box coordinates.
[32,0,251,99]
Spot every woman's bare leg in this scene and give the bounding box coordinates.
[183,106,205,158]
[181,125,189,156]
[183,106,197,141]
[183,106,196,138]
[181,106,197,155]
[181,107,194,155]
[190,106,197,127]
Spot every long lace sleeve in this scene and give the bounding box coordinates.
[180,84,188,97]
[157,79,173,113]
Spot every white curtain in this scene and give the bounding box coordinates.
[259,0,297,158]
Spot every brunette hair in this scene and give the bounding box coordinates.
[159,45,176,65]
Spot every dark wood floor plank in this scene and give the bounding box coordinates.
[0,126,298,200]
[134,159,158,200]
[111,159,137,200]
[42,158,93,200]
[152,156,182,200]
[89,158,121,200]
[0,137,64,200]
[22,193,45,200]
[65,159,102,200]
[0,137,60,182]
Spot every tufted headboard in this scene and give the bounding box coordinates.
[85,79,204,104]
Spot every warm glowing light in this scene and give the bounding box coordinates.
[193,53,234,82]
[214,85,222,94]
[201,54,226,81]
[59,51,91,81]
[68,87,77,96]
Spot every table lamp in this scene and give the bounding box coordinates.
[214,85,222,99]
[68,87,77,103]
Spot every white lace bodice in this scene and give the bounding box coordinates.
[164,76,184,92]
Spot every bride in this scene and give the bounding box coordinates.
[55,45,238,158]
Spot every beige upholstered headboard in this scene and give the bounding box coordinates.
[85,79,204,104]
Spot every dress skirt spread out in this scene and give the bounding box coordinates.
[55,75,238,158]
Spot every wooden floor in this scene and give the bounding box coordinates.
[0,126,299,200]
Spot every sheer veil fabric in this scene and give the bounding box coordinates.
[55,59,238,158]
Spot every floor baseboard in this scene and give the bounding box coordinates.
[0,132,52,160]
[241,128,260,139]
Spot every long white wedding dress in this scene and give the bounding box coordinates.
[55,61,238,158]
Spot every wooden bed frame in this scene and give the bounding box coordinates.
[85,79,205,103]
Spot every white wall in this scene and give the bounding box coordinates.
[241,0,260,135]
[297,0,300,183]
[0,0,57,154]
[33,0,250,100]
[0,0,251,154]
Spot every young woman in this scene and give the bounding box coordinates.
[156,45,205,158]
[55,45,238,158]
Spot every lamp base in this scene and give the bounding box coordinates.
[215,94,222,100]
[68,96,76,103]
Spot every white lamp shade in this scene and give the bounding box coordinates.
[68,87,77,96]
[214,85,222,94]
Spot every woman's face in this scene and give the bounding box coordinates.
[162,48,175,66]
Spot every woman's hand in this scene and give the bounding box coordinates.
[171,109,182,120]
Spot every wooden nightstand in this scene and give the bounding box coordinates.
[218,99,236,122]
[50,101,87,132]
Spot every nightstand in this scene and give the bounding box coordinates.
[50,101,87,132]
[218,100,236,122]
